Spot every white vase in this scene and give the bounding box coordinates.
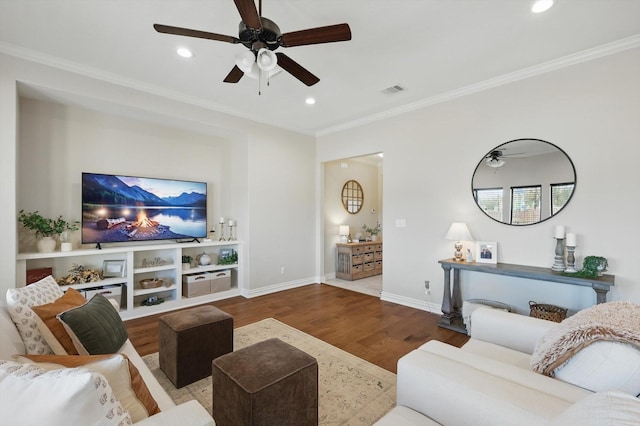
[37,236,57,253]
[371,235,378,241]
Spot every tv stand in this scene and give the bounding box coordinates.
[95,243,103,250]
[177,238,201,243]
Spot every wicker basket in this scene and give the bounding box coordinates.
[529,301,567,323]
[139,278,164,289]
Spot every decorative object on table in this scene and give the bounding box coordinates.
[17,210,78,253]
[529,301,568,323]
[198,252,212,266]
[141,257,167,268]
[59,230,73,252]
[102,259,126,278]
[564,232,577,273]
[475,241,497,264]
[139,278,165,289]
[142,296,164,306]
[362,221,382,241]
[465,249,473,263]
[218,249,238,265]
[218,217,226,241]
[444,222,473,262]
[228,220,236,241]
[551,225,566,272]
[339,225,349,243]
[182,255,193,270]
[56,264,101,285]
[564,255,608,278]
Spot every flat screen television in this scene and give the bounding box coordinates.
[81,172,207,246]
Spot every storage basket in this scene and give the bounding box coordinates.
[139,278,164,289]
[529,301,567,323]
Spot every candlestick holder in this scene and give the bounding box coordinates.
[228,223,235,241]
[218,222,226,241]
[565,246,577,273]
[551,237,565,271]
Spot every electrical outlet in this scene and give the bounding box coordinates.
[280,266,286,275]
[424,280,430,295]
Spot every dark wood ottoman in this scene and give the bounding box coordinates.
[159,305,233,388]
[212,337,318,426]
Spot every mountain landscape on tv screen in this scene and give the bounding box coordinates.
[81,173,207,244]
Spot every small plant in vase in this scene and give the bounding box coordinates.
[362,221,382,241]
[181,255,193,270]
[17,210,78,253]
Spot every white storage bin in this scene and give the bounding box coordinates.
[210,270,231,293]
[82,284,123,308]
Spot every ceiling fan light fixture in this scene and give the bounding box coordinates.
[486,157,506,168]
[256,48,277,71]
[531,0,554,14]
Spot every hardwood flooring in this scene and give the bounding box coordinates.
[124,283,469,373]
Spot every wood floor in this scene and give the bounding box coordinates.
[124,283,469,373]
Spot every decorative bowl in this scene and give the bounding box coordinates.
[139,278,164,289]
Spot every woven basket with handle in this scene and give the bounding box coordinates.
[529,301,567,323]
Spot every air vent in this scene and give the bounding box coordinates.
[381,84,406,95]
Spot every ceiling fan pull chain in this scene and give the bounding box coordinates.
[258,68,262,95]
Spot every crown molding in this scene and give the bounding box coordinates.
[0,41,314,136]
[316,34,640,137]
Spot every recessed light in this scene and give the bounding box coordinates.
[305,97,316,105]
[531,0,554,13]
[176,47,193,58]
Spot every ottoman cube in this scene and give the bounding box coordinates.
[159,305,233,388]
[212,337,318,426]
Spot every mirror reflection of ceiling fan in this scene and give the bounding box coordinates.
[153,0,352,88]
[484,149,525,168]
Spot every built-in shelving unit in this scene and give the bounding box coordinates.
[16,240,243,320]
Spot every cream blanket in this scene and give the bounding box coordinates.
[531,301,640,376]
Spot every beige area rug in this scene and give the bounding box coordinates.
[143,318,396,425]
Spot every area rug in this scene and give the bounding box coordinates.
[143,318,396,425]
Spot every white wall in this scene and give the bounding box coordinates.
[317,47,640,314]
[0,52,317,298]
[323,158,382,274]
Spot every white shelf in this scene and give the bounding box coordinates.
[16,240,243,320]
[133,283,178,297]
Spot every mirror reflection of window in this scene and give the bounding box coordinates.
[471,139,576,226]
[342,180,364,214]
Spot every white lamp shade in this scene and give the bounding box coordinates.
[339,225,350,236]
[444,222,473,241]
[235,51,255,73]
[486,157,505,168]
[256,48,277,71]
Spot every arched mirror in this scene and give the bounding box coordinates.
[342,180,364,214]
[471,139,576,226]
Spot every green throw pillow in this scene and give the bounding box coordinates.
[58,294,128,355]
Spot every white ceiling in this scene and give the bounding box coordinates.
[1,0,639,136]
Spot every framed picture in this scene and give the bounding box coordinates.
[476,241,498,264]
[103,259,126,277]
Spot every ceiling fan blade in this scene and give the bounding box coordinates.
[275,53,319,86]
[233,0,262,29]
[223,65,245,83]
[280,23,351,47]
[154,24,240,44]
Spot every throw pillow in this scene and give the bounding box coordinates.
[58,294,128,355]
[5,275,64,354]
[0,360,131,426]
[31,288,87,355]
[548,390,640,425]
[16,354,160,422]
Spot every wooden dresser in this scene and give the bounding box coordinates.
[336,241,382,280]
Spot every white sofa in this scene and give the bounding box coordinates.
[376,307,640,425]
[0,300,214,425]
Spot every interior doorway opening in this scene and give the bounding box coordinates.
[322,153,383,297]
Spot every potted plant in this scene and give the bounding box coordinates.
[181,255,193,270]
[362,221,382,241]
[17,210,78,253]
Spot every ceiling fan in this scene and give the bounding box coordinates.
[153,0,352,87]
[484,149,524,168]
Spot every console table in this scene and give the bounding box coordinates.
[437,258,615,334]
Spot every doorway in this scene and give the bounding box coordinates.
[322,153,383,297]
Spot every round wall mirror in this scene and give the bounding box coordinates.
[471,139,576,226]
[342,180,364,214]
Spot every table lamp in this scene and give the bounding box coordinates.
[444,222,473,262]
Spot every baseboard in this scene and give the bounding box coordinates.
[380,291,441,313]
[243,277,317,298]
